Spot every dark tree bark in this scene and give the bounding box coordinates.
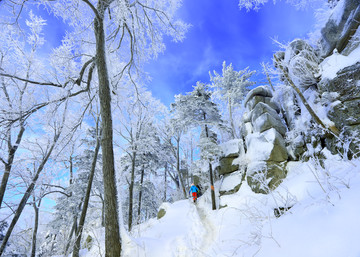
[72,127,100,257]
[175,136,187,198]
[204,123,216,210]
[93,1,122,255]
[128,152,136,231]
[30,199,40,257]
[0,133,60,255]
[64,217,78,256]
[0,126,25,208]
[137,166,145,222]
[163,163,168,201]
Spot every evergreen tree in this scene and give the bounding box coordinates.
[171,82,223,210]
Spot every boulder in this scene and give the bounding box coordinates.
[246,129,288,163]
[286,134,306,160]
[243,110,252,123]
[220,139,245,158]
[251,102,279,124]
[319,62,360,101]
[246,95,281,113]
[244,85,273,107]
[157,208,166,219]
[320,0,360,57]
[241,122,253,138]
[218,156,239,175]
[157,203,170,219]
[318,62,360,154]
[268,131,288,162]
[253,112,287,136]
[246,161,287,194]
[219,170,245,196]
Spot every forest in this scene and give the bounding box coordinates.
[0,0,360,256]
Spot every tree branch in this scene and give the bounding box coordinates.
[0,73,63,87]
[273,54,340,136]
[81,0,101,21]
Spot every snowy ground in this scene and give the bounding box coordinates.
[114,153,360,257]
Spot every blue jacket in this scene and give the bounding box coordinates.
[189,185,199,194]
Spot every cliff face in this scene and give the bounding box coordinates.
[218,0,360,197]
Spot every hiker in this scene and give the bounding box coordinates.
[189,184,199,203]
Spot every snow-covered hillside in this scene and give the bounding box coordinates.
[77,154,360,257]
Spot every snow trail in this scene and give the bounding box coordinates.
[196,204,217,256]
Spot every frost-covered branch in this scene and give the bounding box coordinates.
[273,54,340,137]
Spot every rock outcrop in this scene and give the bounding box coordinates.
[319,62,360,154]
[320,0,360,57]
[243,86,288,194]
[216,1,360,196]
[217,139,245,176]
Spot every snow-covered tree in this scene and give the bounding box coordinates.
[171,82,223,210]
[210,61,255,139]
[1,0,188,254]
[0,11,47,209]
[238,0,325,11]
[115,86,166,231]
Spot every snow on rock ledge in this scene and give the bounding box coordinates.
[217,139,245,175]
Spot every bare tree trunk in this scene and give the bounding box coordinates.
[163,163,167,201]
[137,166,145,222]
[0,133,60,255]
[30,199,40,257]
[100,194,105,227]
[261,62,275,92]
[128,152,136,231]
[64,217,77,256]
[176,137,187,198]
[0,126,25,208]
[228,96,237,139]
[274,54,340,136]
[94,2,121,255]
[72,128,100,257]
[64,156,76,256]
[204,123,216,210]
[167,169,179,188]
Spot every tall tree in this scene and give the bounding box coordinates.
[0,11,46,208]
[116,87,166,231]
[1,1,187,255]
[171,82,223,210]
[72,119,101,257]
[209,61,255,139]
[0,107,67,255]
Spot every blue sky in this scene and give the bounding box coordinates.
[145,1,318,106]
[0,1,318,107]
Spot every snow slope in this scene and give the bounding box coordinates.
[120,155,360,257]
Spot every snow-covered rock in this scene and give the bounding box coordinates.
[219,170,245,197]
[246,129,288,163]
[246,161,287,194]
[244,85,273,106]
[251,102,279,124]
[217,139,245,175]
[253,112,287,136]
[220,139,245,158]
[320,0,360,57]
[246,95,280,113]
[319,61,360,154]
